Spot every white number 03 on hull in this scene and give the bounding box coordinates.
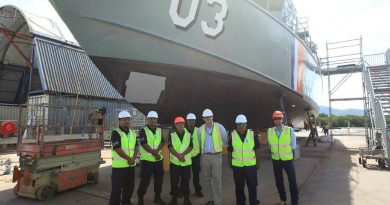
[169,0,228,37]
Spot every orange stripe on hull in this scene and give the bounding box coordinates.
[297,43,305,94]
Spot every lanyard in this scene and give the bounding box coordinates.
[206,125,213,136]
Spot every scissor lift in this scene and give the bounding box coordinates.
[12,104,105,200]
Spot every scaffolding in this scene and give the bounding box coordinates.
[321,37,368,140]
[322,37,390,168]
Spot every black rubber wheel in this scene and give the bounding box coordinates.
[379,159,386,169]
[93,171,99,184]
[383,161,388,169]
[13,184,19,196]
[362,159,367,168]
[358,157,362,164]
[87,171,99,184]
[36,185,55,201]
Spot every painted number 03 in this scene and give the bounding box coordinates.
[169,0,228,37]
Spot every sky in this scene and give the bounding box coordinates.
[294,0,390,110]
[1,0,389,110]
[0,0,77,42]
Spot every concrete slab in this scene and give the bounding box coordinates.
[299,136,390,205]
[0,133,389,205]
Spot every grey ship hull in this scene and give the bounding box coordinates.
[50,0,321,128]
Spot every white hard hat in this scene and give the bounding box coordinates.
[118,111,131,119]
[235,114,247,123]
[147,111,158,118]
[186,113,196,120]
[202,109,213,117]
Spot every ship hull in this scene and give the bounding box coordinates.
[91,56,317,128]
[50,0,321,128]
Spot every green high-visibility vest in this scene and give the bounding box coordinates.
[169,131,192,166]
[111,128,137,168]
[185,127,200,157]
[139,126,163,162]
[231,130,256,167]
[200,122,223,153]
[267,126,293,161]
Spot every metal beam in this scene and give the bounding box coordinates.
[327,38,362,45]
[322,66,363,75]
[330,97,365,101]
[0,27,33,69]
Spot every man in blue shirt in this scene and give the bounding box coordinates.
[199,108,227,205]
[268,111,299,205]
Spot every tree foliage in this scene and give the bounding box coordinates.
[317,113,372,127]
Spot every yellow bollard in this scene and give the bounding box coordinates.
[222,146,228,155]
[260,130,268,145]
[162,128,170,172]
[162,144,170,172]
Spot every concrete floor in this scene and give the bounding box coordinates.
[0,132,389,205]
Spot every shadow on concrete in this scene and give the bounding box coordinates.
[0,135,373,205]
[298,136,356,205]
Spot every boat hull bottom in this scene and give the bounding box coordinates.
[91,56,317,128]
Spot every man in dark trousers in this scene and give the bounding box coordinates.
[305,114,318,147]
[168,117,193,205]
[228,114,260,205]
[323,121,330,136]
[137,111,166,205]
[268,111,299,205]
[109,111,139,205]
[185,113,203,197]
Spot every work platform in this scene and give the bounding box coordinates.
[321,65,363,75]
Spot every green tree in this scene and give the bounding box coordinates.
[316,113,368,127]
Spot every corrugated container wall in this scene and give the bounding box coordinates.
[0,105,27,124]
[28,95,145,133]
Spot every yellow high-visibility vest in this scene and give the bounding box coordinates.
[111,128,137,168]
[170,131,192,166]
[267,126,293,161]
[231,130,256,167]
[200,123,223,153]
[139,126,163,162]
[186,127,200,157]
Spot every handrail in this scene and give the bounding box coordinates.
[365,67,389,160]
[365,53,387,67]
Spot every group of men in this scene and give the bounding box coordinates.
[108,109,299,205]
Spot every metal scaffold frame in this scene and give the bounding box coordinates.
[322,37,390,168]
[322,37,368,141]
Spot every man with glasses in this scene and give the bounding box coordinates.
[168,117,193,205]
[200,108,227,205]
[228,114,260,205]
[137,111,166,205]
[268,111,299,205]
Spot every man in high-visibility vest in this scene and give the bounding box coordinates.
[268,111,299,205]
[137,111,166,205]
[228,114,260,205]
[200,108,227,205]
[323,121,329,136]
[109,111,139,205]
[168,117,193,205]
[305,114,318,147]
[186,113,203,197]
